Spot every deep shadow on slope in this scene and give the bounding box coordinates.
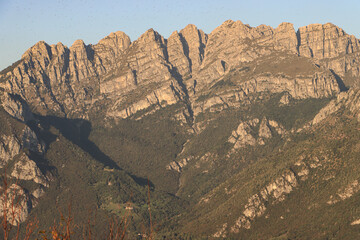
[330,69,349,91]
[88,105,189,194]
[35,115,154,187]
[36,115,121,170]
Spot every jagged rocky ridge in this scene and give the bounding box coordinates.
[1,20,359,121]
[0,19,360,238]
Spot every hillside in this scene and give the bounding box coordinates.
[0,19,360,239]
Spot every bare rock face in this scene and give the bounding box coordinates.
[273,22,298,52]
[167,24,208,78]
[93,31,131,70]
[166,156,193,172]
[231,170,298,232]
[196,20,266,89]
[0,108,49,226]
[279,92,292,105]
[179,24,208,72]
[0,184,31,225]
[1,19,358,121]
[0,108,44,167]
[258,117,272,139]
[167,31,192,77]
[21,126,44,155]
[311,88,360,125]
[194,20,298,90]
[1,93,34,122]
[297,23,360,78]
[268,120,286,135]
[229,118,286,150]
[298,23,360,59]
[2,40,96,116]
[11,153,48,186]
[126,29,171,85]
[0,135,21,166]
[107,83,179,118]
[228,119,259,149]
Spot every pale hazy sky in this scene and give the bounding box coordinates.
[1,0,359,70]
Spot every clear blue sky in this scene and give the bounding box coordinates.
[0,0,359,70]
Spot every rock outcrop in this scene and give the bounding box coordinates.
[0,122,44,167]
[166,156,194,172]
[11,153,48,186]
[192,66,340,117]
[1,20,357,120]
[0,184,32,225]
[298,23,359,59]
[311,88,360,125]
[231,170,298,232]
[0,135,21,166]
[327,180,360,205]
[228,119,259,148]
[228,118,286,150]
[0,109,49,225]
[1,93,34,122]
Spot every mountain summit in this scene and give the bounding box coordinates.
[0,20,360,238]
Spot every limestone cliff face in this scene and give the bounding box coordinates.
[0,108,49,224]
[167,24,208,76]
[231,170,298,232]
[168,30,192,77]
[0,111,45,169]
[1,40,99,117]
[0,184,32,225]
[312,87,360,125]
[1,93,34,122]
[93,31,131,69]
[192,69,340,117]
[0,20,359,121]
[193,21,298,91]
[227,117,285,150]
[179,24,208,72]
[298,23,360,59]
[297,23,360,78]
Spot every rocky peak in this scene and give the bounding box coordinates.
[210,19,256,40]
[22,40,52,59]
[69,39,88,58]
[273,22,298,52]
[127,28,168,72]
[298,23,360,58]
[21,41,53,70]
[68,39,97,85]
[51,42,68,57]
[255,24,274,37]
[179,24,207,72]
[136,28,165,46]
[71,39,86,48]
[181,24,198,33]
[97,31,131,51]
[93,31,131,72]
[167,30,191,76]
[1,20,358,120]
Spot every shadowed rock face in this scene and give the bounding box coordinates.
[0,20,358,121]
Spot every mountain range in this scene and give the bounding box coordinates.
[0,19,360,239]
